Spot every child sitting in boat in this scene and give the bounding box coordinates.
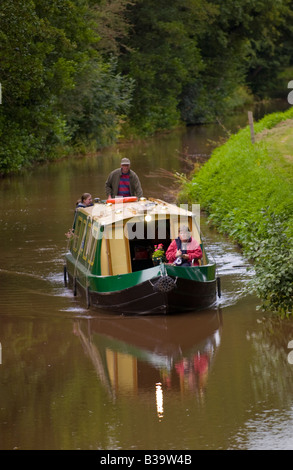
[65,193,94,238]
[166,225,202,266]
[76,193,94,208]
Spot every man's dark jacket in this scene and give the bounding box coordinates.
[105,169,143,198]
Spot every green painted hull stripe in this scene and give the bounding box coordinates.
[65,252,216,293]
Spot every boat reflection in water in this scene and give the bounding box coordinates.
[74,309,222,419]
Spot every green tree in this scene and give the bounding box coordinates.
[118,0,215,135]
[244,0,293,97]
[62,57,134,149]
[0,0,134,173]
[181,0,293,123]
[119,0,293,129]
[1,0,292,174]
[89,0,134,54]
[0,0,92,172]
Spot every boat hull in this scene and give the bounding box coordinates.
[67,271,217,315]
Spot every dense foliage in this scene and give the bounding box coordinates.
[179,108,293,317]
[120,0,293,130]
[0,0,134,173]
[1,0,293,173]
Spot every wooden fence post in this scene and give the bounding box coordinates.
[248,111,255,144]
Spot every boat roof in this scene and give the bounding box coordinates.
[77,197,196,227]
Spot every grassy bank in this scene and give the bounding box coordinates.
[179,107,293,317]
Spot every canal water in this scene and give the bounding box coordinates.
[0,109,293,450]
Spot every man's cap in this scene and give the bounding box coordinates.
[121,158,130,165]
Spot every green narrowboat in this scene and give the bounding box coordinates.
[64,197,220,315]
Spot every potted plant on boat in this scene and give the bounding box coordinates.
[152,244,166,266]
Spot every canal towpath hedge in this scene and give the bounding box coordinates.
[179,107,293,317]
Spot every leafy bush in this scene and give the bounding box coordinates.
[64,58,135,149]
[180,107,293,317]
[246,213,293,317]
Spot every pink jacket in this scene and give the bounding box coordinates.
[166,237,203,265]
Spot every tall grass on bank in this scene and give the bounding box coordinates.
[180,107,293,317]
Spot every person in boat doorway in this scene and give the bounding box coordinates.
[166,225,203,266]
[105,158,143,199]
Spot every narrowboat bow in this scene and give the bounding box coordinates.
[64,197,220,315]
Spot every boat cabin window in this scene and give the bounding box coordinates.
[127,219,171,272]
[72,216,84,253]
[82,222,98,267]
